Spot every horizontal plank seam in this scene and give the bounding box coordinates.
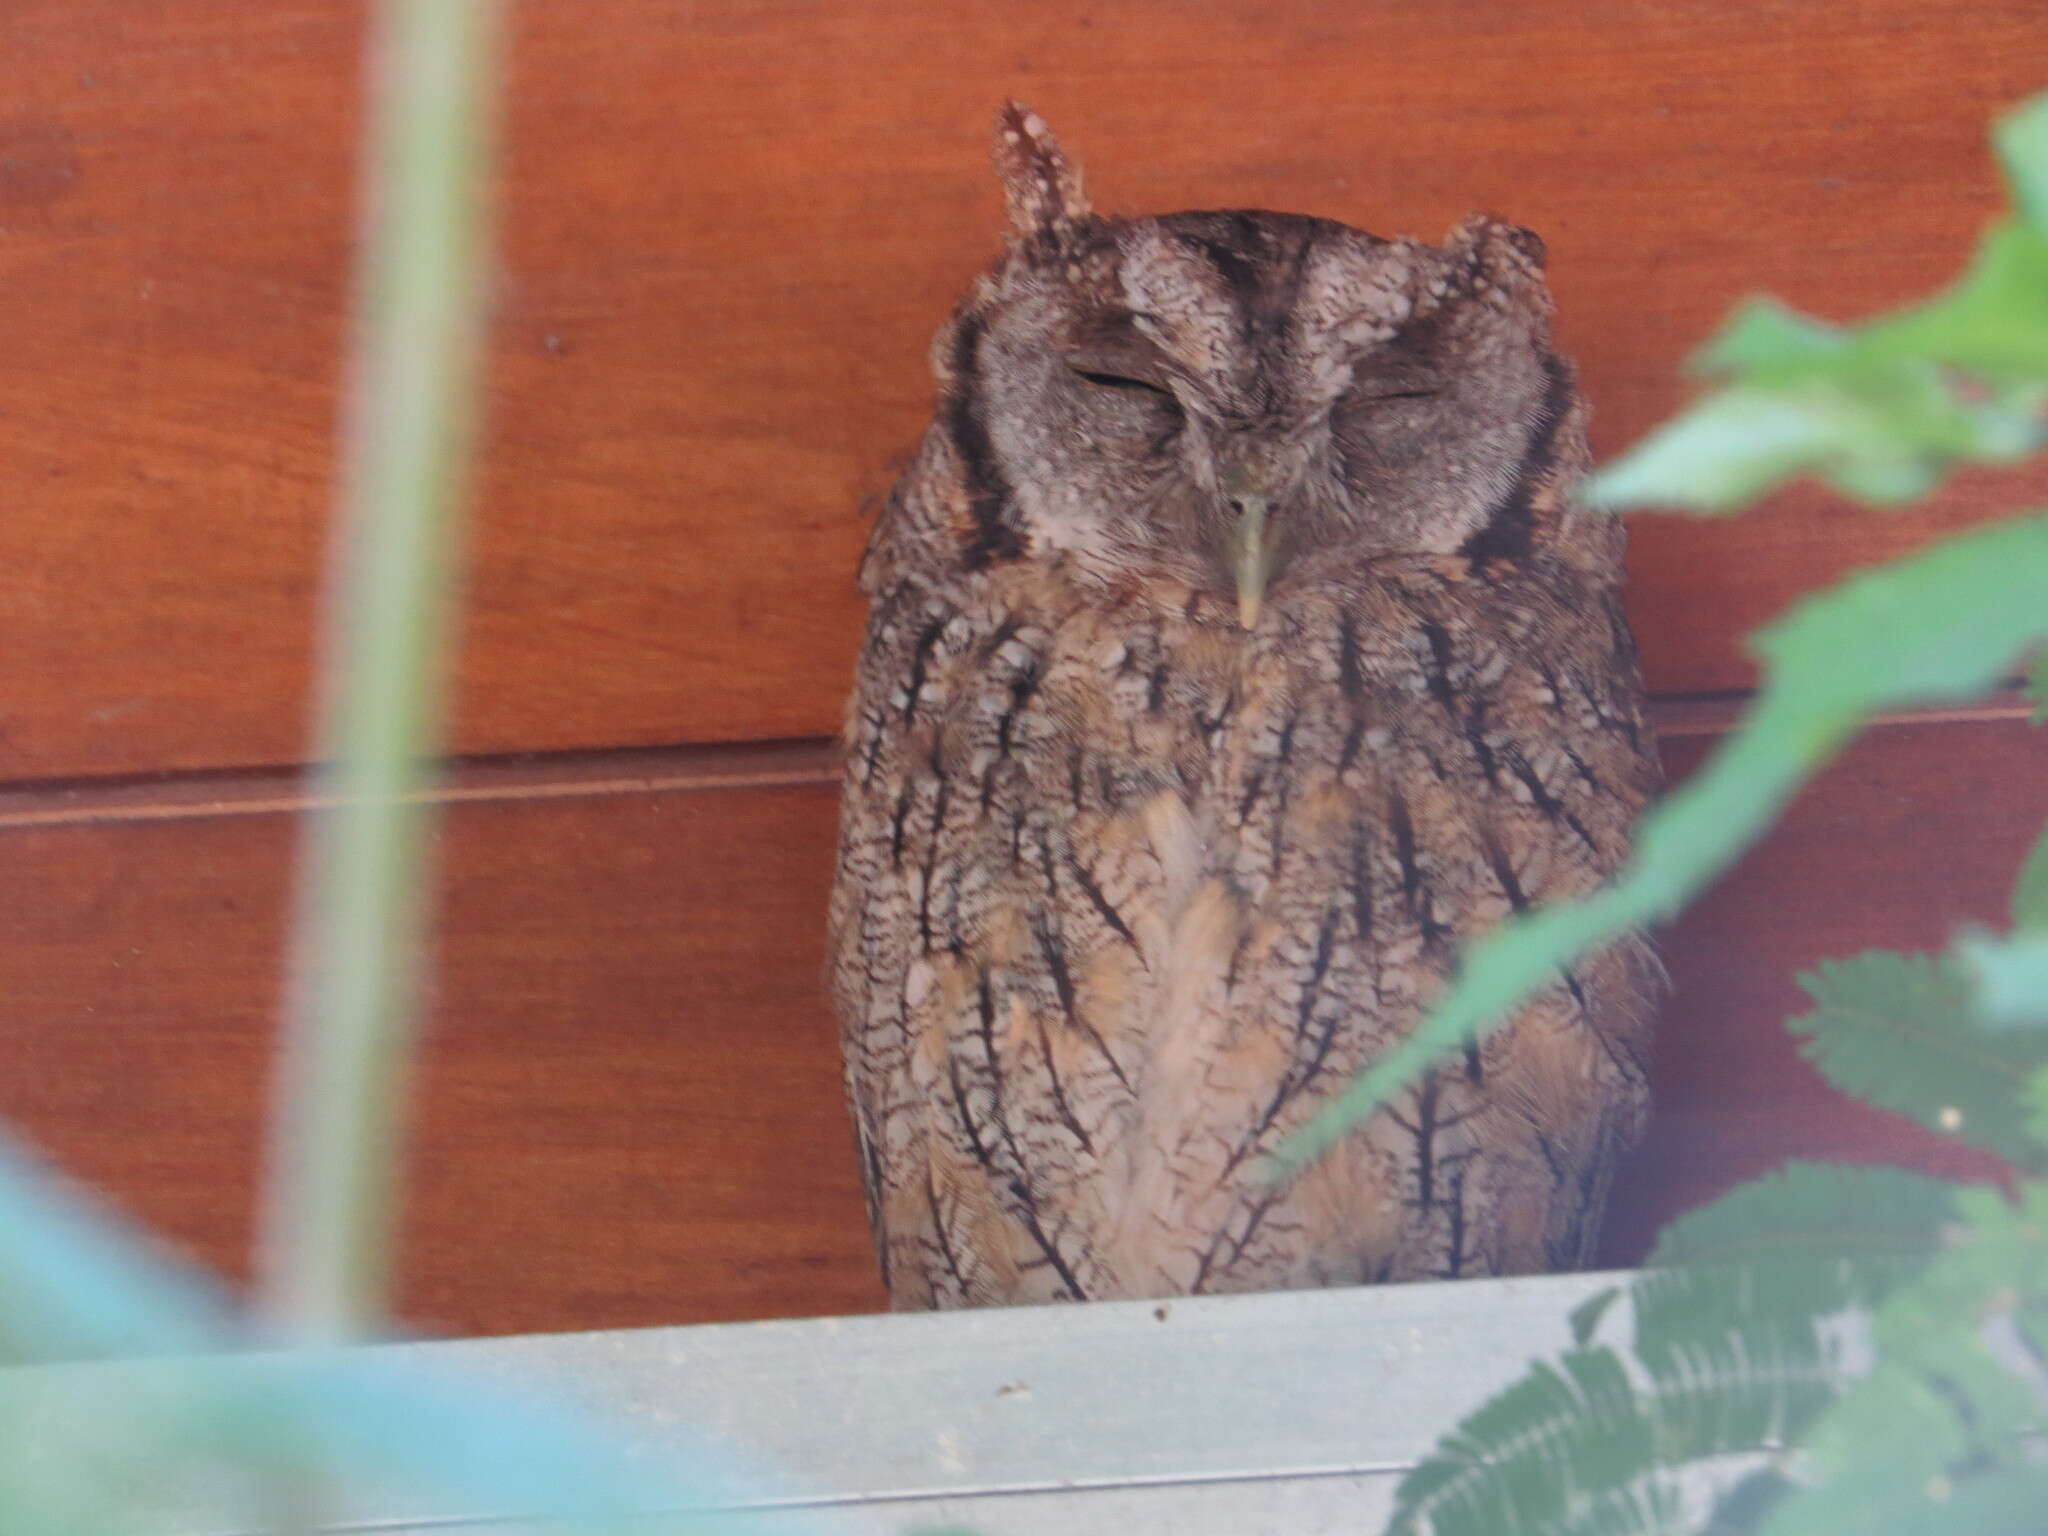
[0,690,2034,830]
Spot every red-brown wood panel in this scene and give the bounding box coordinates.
[1596,716,2035,1263]
[4,1,2043,779]
[0,716,2038,1337]
[0,779,886,1336]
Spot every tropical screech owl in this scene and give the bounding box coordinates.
[828,106,1663,1309]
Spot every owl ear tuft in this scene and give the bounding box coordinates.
[993,101,1090,246]
[1442,213,1547,283]
[1428,213,1552,321]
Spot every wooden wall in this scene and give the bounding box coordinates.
[3,0,2042,1337]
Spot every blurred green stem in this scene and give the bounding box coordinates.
[258,0,502,1344]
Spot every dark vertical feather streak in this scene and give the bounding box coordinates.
[1461,348,1574,565]
[946,313,1024,569]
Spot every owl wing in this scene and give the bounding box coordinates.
[1187,562,1663,1286]
[832,567,1212,1306]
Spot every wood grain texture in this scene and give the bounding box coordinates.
[1,716,2039,1336]
[1596,716,2038,1261]
[5,0,2044,779]
[0,781,887,1335]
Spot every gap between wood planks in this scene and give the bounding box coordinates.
[0,690,2034,831]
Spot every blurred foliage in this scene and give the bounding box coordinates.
[0,1136,782,1534]
[0,4,801,1532]
[1594,97,2048,512]
[1786,951,2048,1167]
[1373,90,2048,1536]
[261,0,500,1343]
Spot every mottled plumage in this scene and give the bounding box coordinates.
[828,106,1662,1308]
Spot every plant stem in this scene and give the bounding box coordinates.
[257,0,502,1345]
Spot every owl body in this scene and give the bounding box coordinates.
[829,109,1662,1308]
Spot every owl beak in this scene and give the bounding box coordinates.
[1231,494,1271,630]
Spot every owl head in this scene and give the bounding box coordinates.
[869,104,1594,626]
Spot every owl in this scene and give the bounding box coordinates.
[827,105,1663,1309]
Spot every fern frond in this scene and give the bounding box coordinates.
[1759,1182,2048,1536]
[1633,1307,1838,1462]
[1638,1164,1965,1486]
[1387,1327,1834,1536]
[1539,1480,1693,1536]
[1389,1348,1652,1536]
[1389,1169,1964,1536]
[1789,954,2048,1166]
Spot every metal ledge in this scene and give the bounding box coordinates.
[367,1270,1618,1533]
[3,1271,1618,1533]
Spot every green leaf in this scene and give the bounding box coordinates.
[1744,512,2048,704]
[2028,1067,2048,1147]
[2025,650,2048,721]
[0,1135,778,1534]
[1788,953,2048,1164]
[2011,818,2048,931]
[1593,367,2042,514]
[1995,91,2048,236]
[1280,514,2048,1170]
[1690,298,1848,375]
[1952,931,2048,1030]
[1592,95,2048,517]
[1855,222,2048,380]
[1570,1285,1623,1348]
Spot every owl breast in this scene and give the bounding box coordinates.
[830,548,1662,1307]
